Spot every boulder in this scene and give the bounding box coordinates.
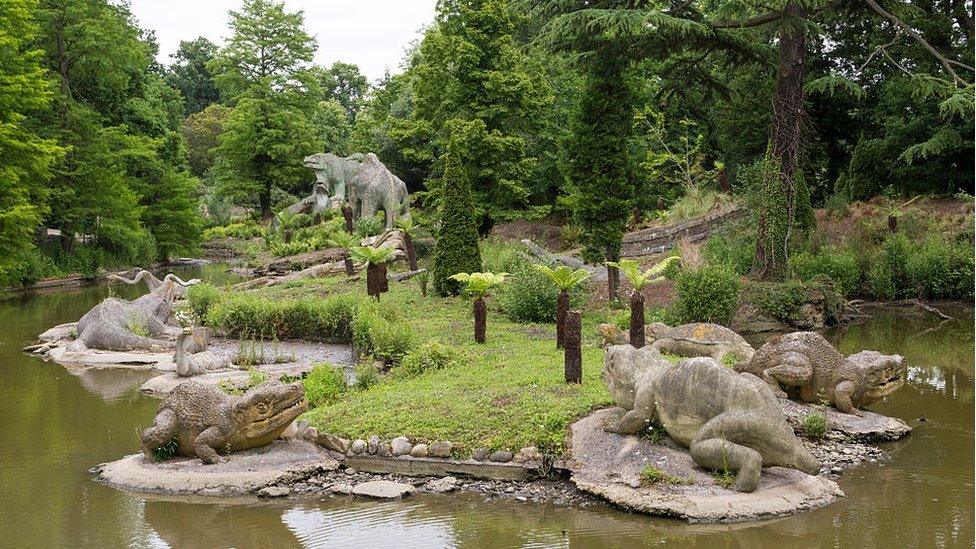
[391,436,413,456]
[352,480,416,499]
[425,476,458,493]
[409,444,428,458]
[428,441,453,458]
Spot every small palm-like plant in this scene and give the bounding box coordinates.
[275,210,309,243]
[449,272,508,343]
[350,246,395,299]
[534,264,590,348]
[606,256,680,347]
[328,231,359,276]
[395,217,420,270]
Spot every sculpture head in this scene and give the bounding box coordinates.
[645,322,671,341]
[302,152,334,170]
[603,345,670,410]
[231,381,309,443]
[847,350,906,405]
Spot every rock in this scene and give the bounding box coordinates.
[513,446,543,464]
[425,476,458,493]
[367,435,380,454]
[331,483,354,495]
[471,448,489,461]
[316,432,350,454]
[410,444,428,458]
[391,436,412,456]
[489,451,514,463]
[350,439,367,455]
[303,427,319,442]
[256,485,290,498]
[428,441,453,458]
[377,442,392,457]
[352,480,416,499]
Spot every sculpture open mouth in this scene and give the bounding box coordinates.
[871,373,905,398]
[248,393,309,436]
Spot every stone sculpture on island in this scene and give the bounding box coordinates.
[301,151,410,229]
[141,380,308,464]
[603,345,821,492]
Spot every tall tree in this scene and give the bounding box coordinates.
[432,137,483,296]
[397,0,549,232]
[182,103,232,177]
[0,0,62,280]
[208,0,322,218]
[165,37,220,115]
[315,61,369,120]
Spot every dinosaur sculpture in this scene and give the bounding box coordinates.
[346,153,410,229]
[735,332,906,415]
[141,380,308,464]
[174,328,230,377]
[276,183,332,222]
[648,322,756,363]
[302,152,364,201]
[107,270,200,303]
[74,294,178,351]
[603,345,820,492]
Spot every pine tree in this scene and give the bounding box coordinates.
[432,143,483,296]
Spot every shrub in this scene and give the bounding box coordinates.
[671,266,740,324]
[746,276,846,324]
[351,303,413,364]
[354,215,383,237]
[702,232,754,275]
[187,283,222,318]
[501,261,586,323]
[304,364,347,408]
[481,236,522,273]
[393,341,459,379]
[204,293,361,341]
[789,248,860,296]
[803,412,828,440]
[907,239,975,300]
[867,233,912,299]
[353,360,380,391]
[432,148,482,296]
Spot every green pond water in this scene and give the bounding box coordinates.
[0,266,972,548]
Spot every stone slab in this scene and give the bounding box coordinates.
[346,455,533,481]
[569,409,844,524]
[140,362,319,397]
[779,399,912,442]
[94,440,338,497]
[351,480,416,499]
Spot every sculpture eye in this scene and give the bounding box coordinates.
[257,403,268,412]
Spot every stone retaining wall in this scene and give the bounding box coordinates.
[621,204,746,257]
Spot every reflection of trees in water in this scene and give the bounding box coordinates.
[144,498,302,548]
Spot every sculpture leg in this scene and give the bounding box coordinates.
[690,437,764,492]
[193,426,228,464]
[832,381,861,416]
[141,409,177,460]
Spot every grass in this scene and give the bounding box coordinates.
[640,465,694,486]
[803,411,828,440]
[711,469,737,489]
[261,279,614,456]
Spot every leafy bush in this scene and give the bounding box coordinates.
[501,261,586,323]
[351,303,413,364]
[867,233,912,299]
[907,239,975,300]
[353,360,380,391]
[480,236,523,273]
[204,293,361,341]
[203,220,264,240]
[187,283,222,318]
[702,232,754,275]
[304,364,347,408]
[746,276,846,324]
[789,248,860,296]
[803,412,827,440]
[354,216,384,237]
[393,341,459,379]
[671,266,740,324]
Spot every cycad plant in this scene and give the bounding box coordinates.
[449,272,508,343]
[534,264,590,348]
[395,217,420,271]
[606,256,680,347]
[350,246,395,299]
[328,231,360,276]
[275,210,310,243]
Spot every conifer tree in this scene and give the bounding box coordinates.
[432,141,483,296]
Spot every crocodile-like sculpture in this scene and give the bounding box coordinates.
[107,270,200,303]
[604,345,820,492]
[141,380,308,464]
[74,294,179,351]
[735,331,905,415]
[648,322,756,363]
[347,153,410,229]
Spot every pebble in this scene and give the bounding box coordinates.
[429,441,453,458]
[410,444,428,458]
[489,450,514,463]
[391,437,413,456]
[350,439,367,455]
[367,435,380,454]
[377,442,393,457]
[471,448,489,461]
[425,476,459,493]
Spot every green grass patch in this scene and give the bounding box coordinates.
[640,465,694,486]
[711,469,737,489]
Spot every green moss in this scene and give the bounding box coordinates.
[711,469,737,489]
[803,411,828,440]
[640,465,694,486]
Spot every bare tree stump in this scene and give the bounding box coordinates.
[342,203,354,233]
[629,290,645,348]
[403,232,418,271]
[474,297,487,343]
[556,290,569,349]
[343,253,355,276]
[565,310,582,384]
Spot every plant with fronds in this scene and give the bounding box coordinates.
[395,217,420,270]
[350,246,395,299]
[606,256,680,347]
[329,231,359,276]
[449,272,509,343]
[534,264,590,348]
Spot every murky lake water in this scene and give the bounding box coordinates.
[0,266,972,548]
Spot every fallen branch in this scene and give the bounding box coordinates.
[390,269,426,282]
[863,299,952,320]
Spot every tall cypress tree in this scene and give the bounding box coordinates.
[432,141,482,296]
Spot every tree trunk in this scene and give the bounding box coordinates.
[343,252,354,276]
[556,290,570,349]
[342,203,354,233]
[564,310,582,383]
[366,263,387,299]
[607,264,620,304]
[888,214,898,233]
[474,297,486,343]
[629,290,645,347]
[378,263,389,294]
[752,1,806,281]
[403,232,418,271]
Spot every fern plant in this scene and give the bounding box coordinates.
[449,272,509,343]
[534,264,590,348]
[606,256,680,347]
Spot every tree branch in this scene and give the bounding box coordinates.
[864,0,972,86]
[711,11,784,29]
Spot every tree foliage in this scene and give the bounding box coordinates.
[432,144,483,296]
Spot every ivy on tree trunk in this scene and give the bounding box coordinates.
[629,290,645,348]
